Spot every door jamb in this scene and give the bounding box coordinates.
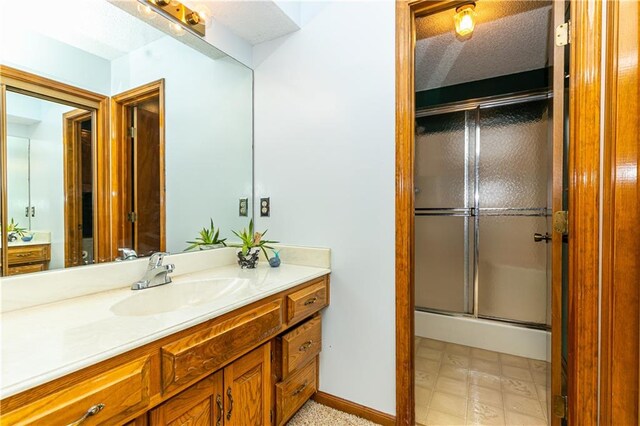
[111,80,166,256]
[395,1,604,424]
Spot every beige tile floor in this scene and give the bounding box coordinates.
[415,337,550,426]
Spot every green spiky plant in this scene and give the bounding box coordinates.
[185,219,227,251]
[7,218,27,237]
[231,219,278,259]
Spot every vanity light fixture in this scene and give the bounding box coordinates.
[454,2,476,37]
[140,0,206,37]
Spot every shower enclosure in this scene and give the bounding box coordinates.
[414,93,551,328]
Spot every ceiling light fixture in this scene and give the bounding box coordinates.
[454,2,476,37]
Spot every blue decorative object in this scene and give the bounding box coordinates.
[21,234,34,242]
[269,251,281,268]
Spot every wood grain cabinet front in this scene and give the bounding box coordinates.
[6,244,51,275]
[160,300,282,394]
[150,371,224,426]
[279,316,322,380]
[0,356,152,426]
[151,344,271,426]
[286,278,328,325]
[275,357,318,426]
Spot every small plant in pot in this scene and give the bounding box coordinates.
[7,218,27,242]
[231,219,278,269]
[185,219,227,251]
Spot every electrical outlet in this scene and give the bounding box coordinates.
[260,197,270,217]
[239,198,248,217]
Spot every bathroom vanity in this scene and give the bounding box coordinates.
[0,247,331,426]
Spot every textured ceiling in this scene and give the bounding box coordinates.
[415,1,552,92]
[184,0,300,45]
[9,0,166,60]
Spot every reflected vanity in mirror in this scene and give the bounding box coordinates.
[0,0,253,276]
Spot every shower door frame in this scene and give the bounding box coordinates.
[396,0,605,425]
[414,90,553,329]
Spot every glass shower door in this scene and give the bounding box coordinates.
[476,100,551,326]
[415,110,474,314]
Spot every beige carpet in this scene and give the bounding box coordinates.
[287,400,380,426]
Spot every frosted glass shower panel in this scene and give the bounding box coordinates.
[415,215,472,313]
[479,101,549,209]
[415,111,469,208]
[477,215,548,324]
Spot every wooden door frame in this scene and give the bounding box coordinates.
[0,65,111,274]
[111,79,166,256]
[395,1,605,424]
[63,109,93,267]
[600,0,640,423]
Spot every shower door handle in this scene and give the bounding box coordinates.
[534,233,552,243]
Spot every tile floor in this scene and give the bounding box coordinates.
[415,337,550,426]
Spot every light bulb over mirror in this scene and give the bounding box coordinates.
[169,22,185,36]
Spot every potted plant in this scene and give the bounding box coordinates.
[7,218,27,242]
[185,219,227,251]
[231,219,278,269]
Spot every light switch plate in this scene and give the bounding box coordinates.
[239,198,248,217]
[260,197,270,217]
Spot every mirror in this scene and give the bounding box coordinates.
[0,0,253,276]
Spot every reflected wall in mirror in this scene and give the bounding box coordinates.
[0,0,253,276]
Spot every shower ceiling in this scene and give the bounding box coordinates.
[415,1,552,92]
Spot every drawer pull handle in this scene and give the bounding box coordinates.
[16,253,32,258]
[226,387,234,420]
[304,297,318,306]
[299,340,313,352]
[67,403,105,426]
[216,394,223,426]
[293,381,308,396]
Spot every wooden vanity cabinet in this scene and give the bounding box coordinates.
[0,274,329,426]
[6,244,51,275]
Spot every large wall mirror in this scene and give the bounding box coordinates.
[0,0,253,276]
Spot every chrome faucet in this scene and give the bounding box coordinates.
[131,252,175,290]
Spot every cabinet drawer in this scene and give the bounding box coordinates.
[275,357,317,426]
[161,299,283,394]
[286,278,328,325]
[1,356,151,425]
[280,316,322,379]
[7,244,50,266]
[7,263,47,276]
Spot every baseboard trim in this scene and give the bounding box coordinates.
[312,391,396,426]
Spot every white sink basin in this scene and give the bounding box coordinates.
[111,278,253,316]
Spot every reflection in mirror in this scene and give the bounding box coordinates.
[6,91,93,273]
[0,0,253,276]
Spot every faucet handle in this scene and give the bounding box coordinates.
[117,248,138,261]
[148,252,169,269]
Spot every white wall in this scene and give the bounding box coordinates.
[0,30,111,94]
[111,36,253,253]
[253,1,396,415]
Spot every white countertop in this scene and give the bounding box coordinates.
[0,262,330,399]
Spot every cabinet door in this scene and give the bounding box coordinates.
[223,342,272,426]
[150,371,224,426]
